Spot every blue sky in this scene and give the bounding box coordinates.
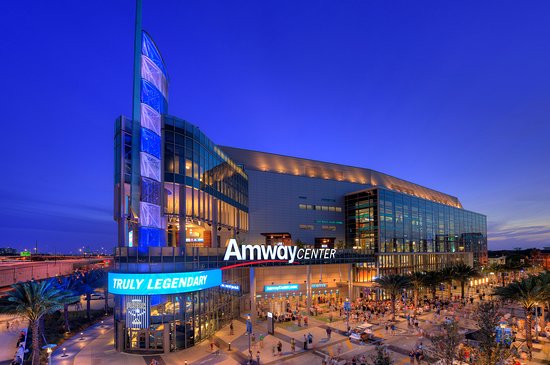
[0,0,549,253]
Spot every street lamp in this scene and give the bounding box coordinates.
[246,315,253,364]
[42,344,56,365]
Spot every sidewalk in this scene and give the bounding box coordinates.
[0,315,27,365]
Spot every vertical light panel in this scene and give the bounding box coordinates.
[138,31,168,247]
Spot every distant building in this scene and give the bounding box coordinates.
[530,248,550,270]
[487,254,507,266]
[0,247,17,256]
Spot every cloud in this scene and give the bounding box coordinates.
[488,219,550,249]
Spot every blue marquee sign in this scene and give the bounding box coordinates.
[311,283,328,289]
[109,269,222,295]
[264,284,299,292]
[220,283,241,291]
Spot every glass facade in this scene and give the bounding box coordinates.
[345,187,487,266]
[163,116,248,247]
[114,265,249,352]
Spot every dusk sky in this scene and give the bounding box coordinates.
[1,1,549,253]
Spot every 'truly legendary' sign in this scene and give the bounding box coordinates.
[108,269,222,295]
[223,239,336,264]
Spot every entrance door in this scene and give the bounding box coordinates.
[128,329,148,350]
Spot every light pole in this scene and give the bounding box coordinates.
[246,314,253,364]
[344,298,351,333]
[42,344,56,365]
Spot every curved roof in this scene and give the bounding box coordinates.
[220,146,462,208]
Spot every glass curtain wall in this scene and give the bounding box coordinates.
[163,116,248,246]
[346,188,487,266]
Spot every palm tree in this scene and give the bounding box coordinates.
[408,272,427,308]
[439,267,455,299]
[375,274,411,321]
[77,270,106,321]
[57,275,83,332]
[495,276,546,359]
[452,263,478,299]
[0,279,79,365]
[535,272,550,330]
[488,263,507,287]
[423,271,442,300]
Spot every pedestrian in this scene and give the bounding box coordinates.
[326,327,332,339]
[308,332,313,344]
[229,321,234,335]
[409,350,415,364]
[291,337,296,353]
[277,340,282,356]
[256,350,261,365]
[259,333,264,348]
[251,333,256,348]
[303,334,308,350]
[385,323,389,334]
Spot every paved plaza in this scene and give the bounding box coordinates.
[49,295,550,365]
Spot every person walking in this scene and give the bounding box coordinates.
[277,340,282,356]
[326,327,332,339]
[303,334,308,350]
[229,321,234,335]
[291,337,296,353]
[408,350,415,364]
[256,350,261,365]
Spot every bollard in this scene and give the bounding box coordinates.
[228,342,231,351]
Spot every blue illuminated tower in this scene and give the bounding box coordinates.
[129,0,169,248]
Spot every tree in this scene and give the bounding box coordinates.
[367,344,394,365]
[494,276,546,359]
[0,279,79,365]
[57,275,83,332]
[439,267,455,300]
[429,320,464,365]
[452,263,478,299]
[472,301,510,365]
[77,270,106,321]
[488,263,507,287]
[423,271,442,300]
[375,274,410,321]
[408,271,426,308]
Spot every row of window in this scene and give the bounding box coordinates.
[299,204,342,212]
[299,224,337,231]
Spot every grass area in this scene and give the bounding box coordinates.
[276,321,308,332]
[37,308,112,363]
[313,315,342,323]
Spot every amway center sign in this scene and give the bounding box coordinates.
[223,239,336,264]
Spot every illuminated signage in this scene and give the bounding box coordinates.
[108,270,222,295]
[224,239,336,264]
[264,284,299,292]
[311,283,328,289]
[125,295,149,329]
[220,283,240,291]
[20,251,31,257]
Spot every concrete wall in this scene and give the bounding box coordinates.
[243,169,366,245]
[0,261,77,287]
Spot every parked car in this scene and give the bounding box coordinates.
[90,293,105,300]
